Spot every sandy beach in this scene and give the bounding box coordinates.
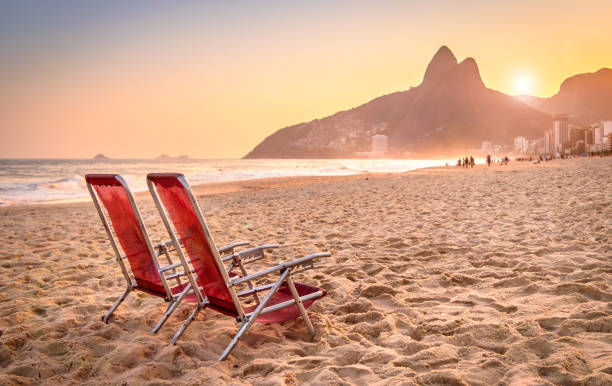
[0,157,611,385]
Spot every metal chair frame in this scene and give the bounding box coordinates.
[86,174,250,333]
[147,173,330,361]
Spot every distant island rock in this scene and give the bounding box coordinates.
[92,153,110,160]
[154,154,192,161]
[155,154,173,161]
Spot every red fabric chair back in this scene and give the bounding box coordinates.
[147,174,237,316]
[86,174,164,295]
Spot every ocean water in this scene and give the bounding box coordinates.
[0,158,448,206]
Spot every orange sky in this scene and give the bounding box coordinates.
[1,1,611,159]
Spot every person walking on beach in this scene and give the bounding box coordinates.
[464,156,469,168]
[486,154,491,167]
[470,156,475,168]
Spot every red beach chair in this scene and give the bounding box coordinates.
[85,174,251,333]
[146,173,330,361]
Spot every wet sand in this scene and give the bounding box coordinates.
[1,157,611,385]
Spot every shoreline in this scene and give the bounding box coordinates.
[0,157,581,211]
[0,171,409,211]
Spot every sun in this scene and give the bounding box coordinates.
[512,74,534,95]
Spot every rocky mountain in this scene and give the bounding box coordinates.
[244,46,552,158]
[517,68,612,125]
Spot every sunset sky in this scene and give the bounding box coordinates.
[1,0,611,159]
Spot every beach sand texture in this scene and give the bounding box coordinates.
[0,157,611,385]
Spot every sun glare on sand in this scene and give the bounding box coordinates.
[512,73,534,95]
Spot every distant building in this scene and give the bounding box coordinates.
[553,114,569,153]
[569,127,586,153]
[594,124,603,145]
[585,127,595,145]
[514,136,527,153]
[527,139,536,154]
[603,120,612,136]
[544,130,553,154]
[371,134,388,154]
[481,141,493,154]
[535,138,545,154]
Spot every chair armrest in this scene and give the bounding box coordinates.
[228,252,330,287]
[218,241,250,255]
[159,261,182,273]
[222,244,280,263]
[154,237,183,251]
[166,268,197,281]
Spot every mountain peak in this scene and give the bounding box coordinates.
[422,46,458,84]
[456,57,484,86]
[245,45,558,159]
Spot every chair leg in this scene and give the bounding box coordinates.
[102,286,131,323]
[151,283,192,334]
[285,277,316,339]
[218,269,290,361]
[218,321,251,361]
[171,305,201,345]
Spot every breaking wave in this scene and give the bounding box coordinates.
[0,158,447,205]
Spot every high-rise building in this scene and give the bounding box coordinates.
[371,134,388,154]
[481,141,493,154]
[603,121,612,136]
[544,130,553,154]
[528,140,537,154]
[585,127,594,145]
[535,138,545,154]
[553,114,569,153]
[594,124,603,145]
[569,127,586,153]
[514,136,527,153]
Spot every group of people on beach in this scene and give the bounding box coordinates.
[486,154,509,166]
[457,156,475,168]
[455,155,511,168]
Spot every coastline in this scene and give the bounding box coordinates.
[0,158,451,208]
[0,157,581,212]
[0,171,409,212]
[1,156,610,384]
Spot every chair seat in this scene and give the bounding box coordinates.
[244,282,326,323]
[134,281,193,300]
[179,271,241,303]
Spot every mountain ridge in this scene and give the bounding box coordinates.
[517,68,612,125]
[245,47,608,159]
